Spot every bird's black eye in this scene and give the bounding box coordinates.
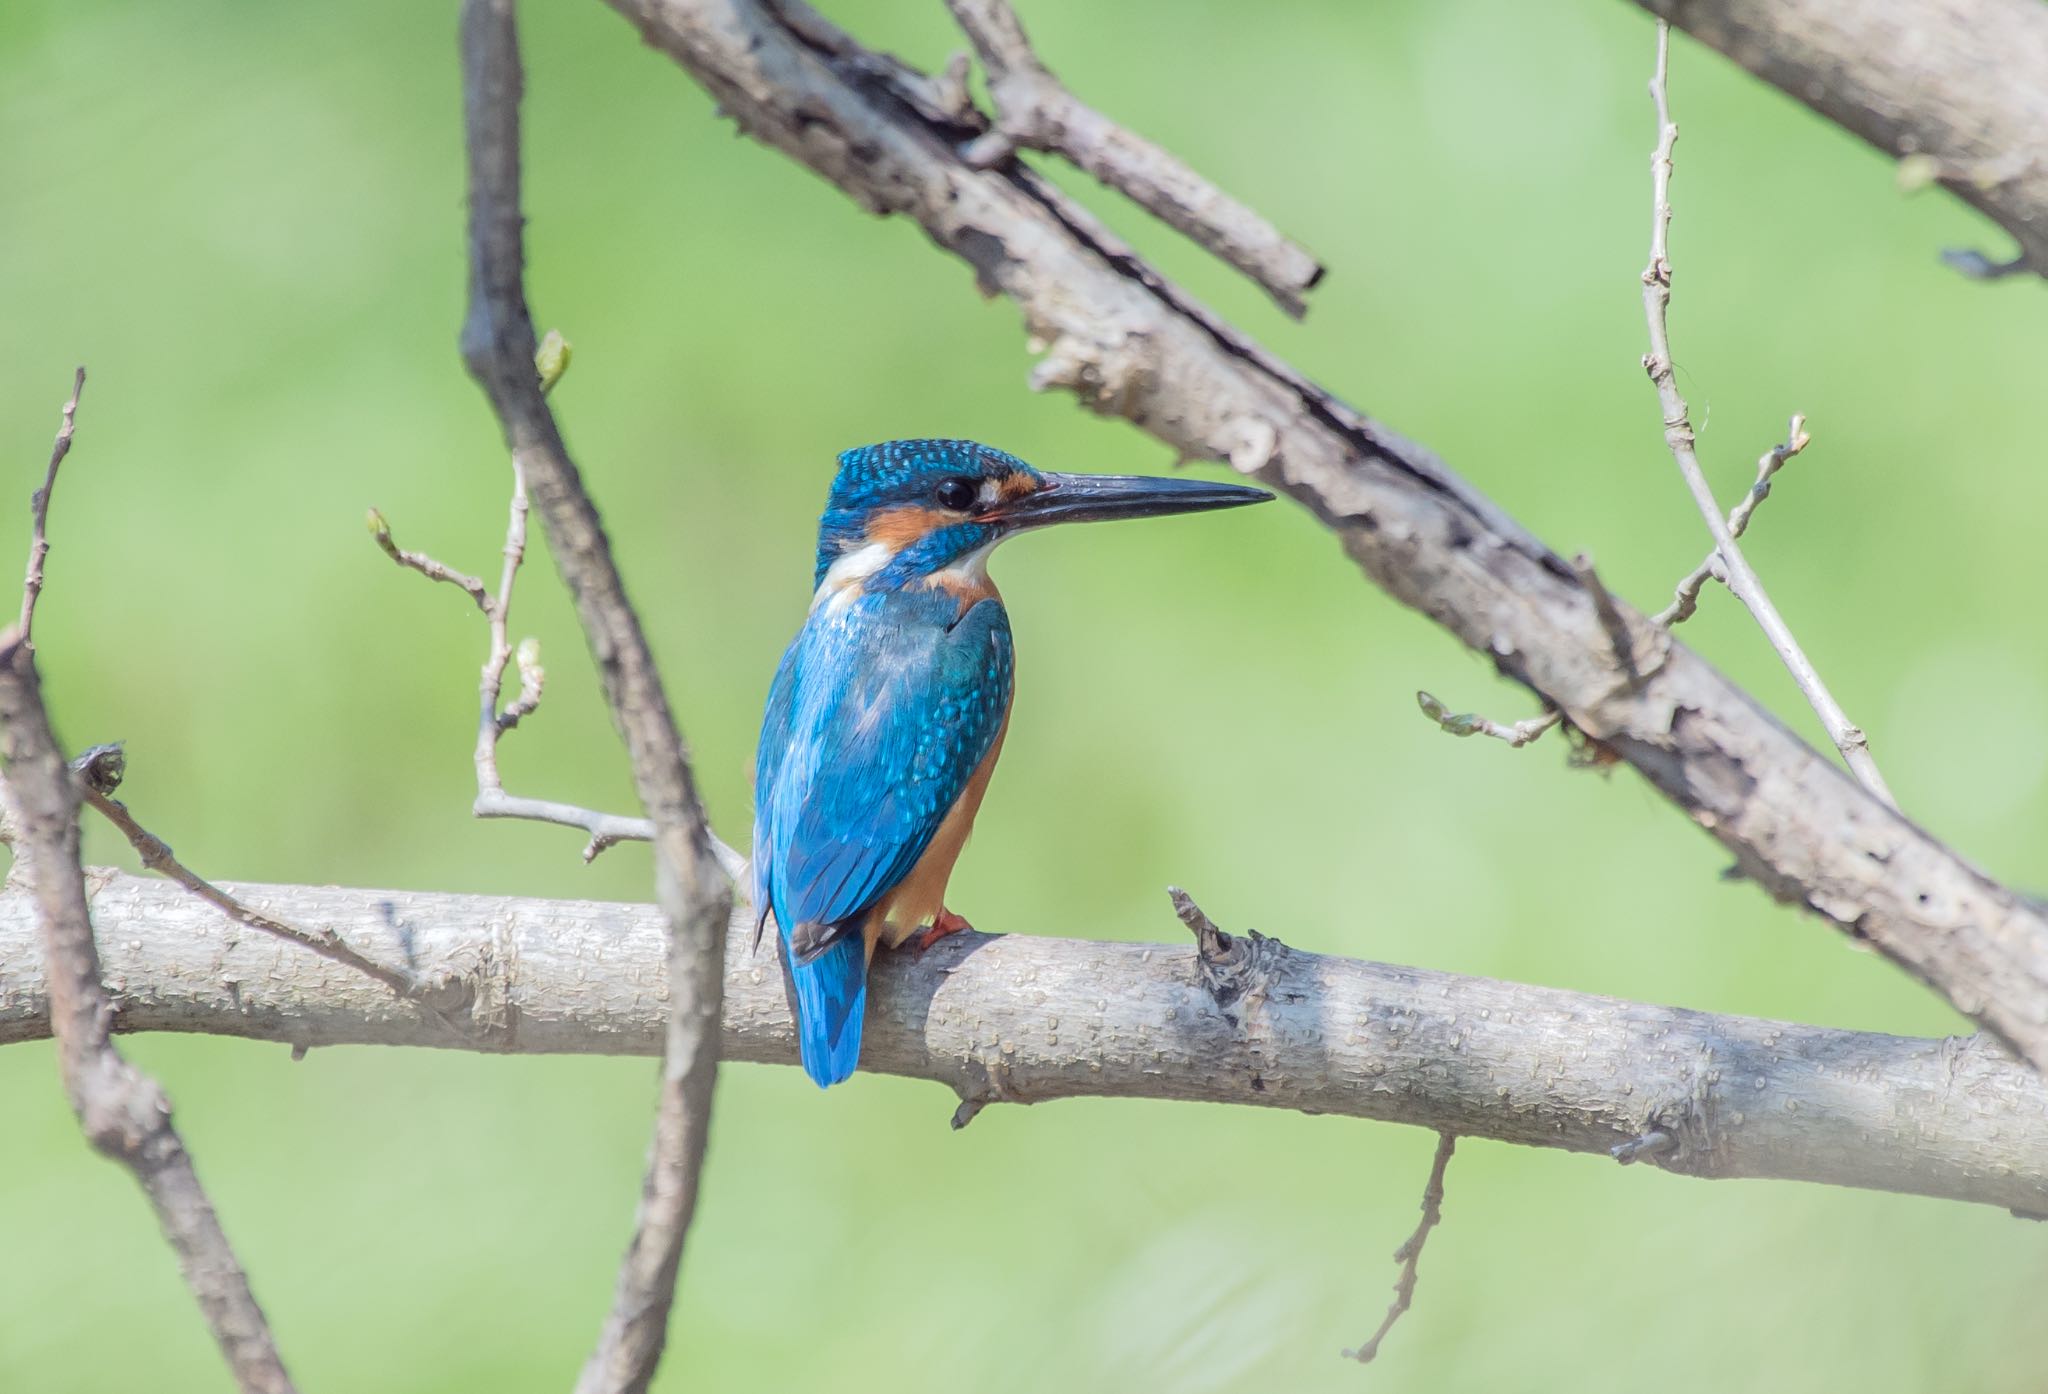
[934,476,978,512]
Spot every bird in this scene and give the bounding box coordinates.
[752,439,1271,1087]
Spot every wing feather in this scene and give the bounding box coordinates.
[753,587,1012,957]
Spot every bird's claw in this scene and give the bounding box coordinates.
[910,908,973,953]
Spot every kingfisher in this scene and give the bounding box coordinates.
[753,439,1270,1087]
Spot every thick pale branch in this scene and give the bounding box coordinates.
[1631,0,2048,277]
[5,872,2046,1216]
[596,0,2048,1072]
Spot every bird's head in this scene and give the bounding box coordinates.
[813,439,1271,595]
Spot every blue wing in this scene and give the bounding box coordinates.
[753,587,1013,1087]
[757,586,1013,950]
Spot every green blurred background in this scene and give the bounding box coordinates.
[3,0,2044,1389]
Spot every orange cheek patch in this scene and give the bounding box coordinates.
[865,506,949,549]
[996,471,1040,502]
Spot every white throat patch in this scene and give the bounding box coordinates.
[812,541,895,613]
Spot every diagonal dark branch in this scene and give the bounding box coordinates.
[595,0,2048,1072]
[1630,0,2048,279]
[0,653,298,1394]
[458,4,734,1392]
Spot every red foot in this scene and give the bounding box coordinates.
[909,908,973,953]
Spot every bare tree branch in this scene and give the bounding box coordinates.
[367,508,492,612]
[1415,691,1560,749]
[941,0,1322,315]
[0,666,297,1394]
[73,744,421,998]
[593,0,2048,1073]
[1344,1132,1455,1365]
[458,4,734,1390]
[371,379,753,877]
[18,367,85,651]
[5,871,2047,1216]
[1655,415,1808,628]
[1638,25,1894,810]
[1631,0,2048,278]
[375,419,665,863]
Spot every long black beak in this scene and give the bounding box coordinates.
[987,471,1272,528]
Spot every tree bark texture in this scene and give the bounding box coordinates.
[1634,0,2048,275]
[5,873,2043,1215]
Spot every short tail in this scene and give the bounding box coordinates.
[782,933,867,1087]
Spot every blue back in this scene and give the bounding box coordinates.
[754,585,1015,1085]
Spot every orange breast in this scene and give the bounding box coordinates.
[864,704,1011,956]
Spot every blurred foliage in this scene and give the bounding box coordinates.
[3,1,2045,1390]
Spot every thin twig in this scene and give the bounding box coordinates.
[366,509,490,613]
[1939,248,2033,281]
[1633,0,2048,282]
[458,6,734,1393]
[372,355,668,864]
[19,367,85,649]
[474,457,529,780]
[942,0,1322,316]
[0,646,298,1393]
[1344,1131,1457,1364]
[9,373,423,1008]
[1657,414,1810,626]
[72,746,419,999]
[1638,24,1896,809]
[1415,691,1561,749]
[372,413,749,876]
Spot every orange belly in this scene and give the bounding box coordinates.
[864,709,1010,956]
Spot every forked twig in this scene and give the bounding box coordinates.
[370,339,671,864]
[0,375,296,1393]
[1638,24,1894,808]
[71,745,420,998]
[1657,415,1810,626]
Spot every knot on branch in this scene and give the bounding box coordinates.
[1169,886,1289,1024]
[1028,330,1152,413]
[69,742,126,796]
[948,1052,1018,1130]
[1617,1044,1725,1174]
